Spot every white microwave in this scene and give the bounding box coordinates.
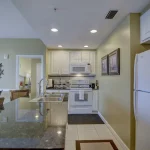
[70,63,91,74]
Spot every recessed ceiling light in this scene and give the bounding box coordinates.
[84,45,88,48]
[51,28,58,32]
[58,45,62,48]
[90,30,97,33]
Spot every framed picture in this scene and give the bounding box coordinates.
[108,48,120,75]
[101,55,109,75]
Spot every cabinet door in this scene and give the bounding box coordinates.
[90,51,96,74]
[92,90,98,111]
[140,13,146,43]
[140,9,150,43]
[51,51,69,74]
[145,10,150,39]
[81,51,90,63]
[70,51,81,63]
[51,51,60,74]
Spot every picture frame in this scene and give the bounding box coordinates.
[101,55,109,75]
[108,48,120,75]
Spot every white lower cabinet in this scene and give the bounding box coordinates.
[92,90,98,111]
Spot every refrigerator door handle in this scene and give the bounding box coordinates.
[134,91,137,120]
[134,55,138,90]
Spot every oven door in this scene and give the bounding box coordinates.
[69,91,92,106]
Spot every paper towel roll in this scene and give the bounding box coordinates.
[47,79,53,88]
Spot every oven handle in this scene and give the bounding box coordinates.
[69,90,92,92]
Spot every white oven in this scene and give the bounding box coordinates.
[70,63,91,74]
[69,89,92,106]
[68,88,93,114]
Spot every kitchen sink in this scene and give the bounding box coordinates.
[29,93,67,103]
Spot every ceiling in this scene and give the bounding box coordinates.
[0,0,150,49]
[0,0,37,38]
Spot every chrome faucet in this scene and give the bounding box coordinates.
[38,78,48,97]
[38,78,44,97]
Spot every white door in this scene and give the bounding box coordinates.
[136,51,150,92]
[36,63,41,97]
[135,91,150,150]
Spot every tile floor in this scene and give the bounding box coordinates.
[65,124,123,150]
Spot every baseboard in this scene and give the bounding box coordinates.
[98,111,130,150]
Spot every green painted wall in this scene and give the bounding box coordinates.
[0,39,46,89]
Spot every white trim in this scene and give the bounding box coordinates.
[16,55,44,92]
[98,111,130,150]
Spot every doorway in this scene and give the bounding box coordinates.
[16,55,44,98]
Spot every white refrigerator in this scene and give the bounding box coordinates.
[134,50,150,150]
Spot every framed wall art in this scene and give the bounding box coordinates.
[101,55,109,75]
[108,48,120,75]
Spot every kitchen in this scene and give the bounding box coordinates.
[46,50,99,114]
[0,0,150,150]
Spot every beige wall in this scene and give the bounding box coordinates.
[31,59,41,98]
[0,39,46,89]
[96,13,150,150]
[96,15,131,147]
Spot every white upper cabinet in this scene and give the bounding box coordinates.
[50,51,69,74]
[70,51,82,64]
[89,51,96,74]
[140,9,150,43]
[81,51,90,63]
[49,50,96,75]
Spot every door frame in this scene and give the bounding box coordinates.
[36,63,42,97]
[16,55,44,92]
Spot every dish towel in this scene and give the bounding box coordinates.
[79,90,84,100]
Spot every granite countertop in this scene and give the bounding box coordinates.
[0,96,68,149]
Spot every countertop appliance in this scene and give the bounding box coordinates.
[69,79,92,114]
[134,50,150,150]
[46,79,54,88]
[70,63,91,74]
